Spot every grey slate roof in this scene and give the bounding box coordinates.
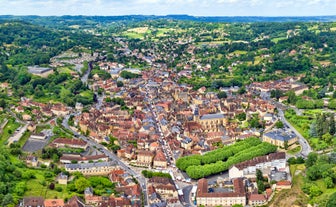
[200,113,225,120]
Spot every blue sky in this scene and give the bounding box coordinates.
[0,0,335,16]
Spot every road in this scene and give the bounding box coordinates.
[277,108,312,157]
[182,185,196,207]
[62,115,148,206]
[81,61,92,85]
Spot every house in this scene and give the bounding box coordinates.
[56,173,68,185]
[196,178,246,207]
[153,150,167,169]
[21,197,45,207]
[276,180,292,190]
[263,129,298,148]
[44,199,64,207]
[26,156,39,167]
[64,196,85,207]
[50,138,88,150]
[229,152,286,179]
[65,161,118,175]
[137,150,154,167]
[60,154,108,164]
[248,194,267,206]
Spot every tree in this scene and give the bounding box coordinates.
[327,192,336,207]
[235,113,246,121]
[0,99,6,108]
[117,81,124,87]
[256,169,264,181]
[1,194,13,206]
[305,152,318,168]
[49,183,55,190]
[75,177,90,193]
[238,86,246,95]
[217,91,227,99]
[324,177,334,188]
[330,116,335,135]
[284,140,289,150]
[287,90,297,105]
[322,133,333,144]
[275,121,284,128]
[257,180,265,194]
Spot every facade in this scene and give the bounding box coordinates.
[153,150,168,169]
[248,194,267,206]
[60,154,108,164]
[263,129,298,148]
[194,113,227,132]
[137,150,154,167]
[196,178,246,207]
[50,138,88,149]
[65,161,118,175]
[229,152,286,179]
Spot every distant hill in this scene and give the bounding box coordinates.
[1,15,336,24]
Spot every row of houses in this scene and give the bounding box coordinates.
[196,152,292,207]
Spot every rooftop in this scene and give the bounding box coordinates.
[200,113,225,120]
[264,129,297,141]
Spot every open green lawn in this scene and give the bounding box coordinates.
[58,66,74,74]
[24,170,70,199]
[271,37,287,43]
[287,145,301,155]
[80,90,94,98]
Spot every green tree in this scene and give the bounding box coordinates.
[217,91,227,99]
[305,152,318,168]
[322,133,333,144]
[287,90,297,105]
[324,177,334,188]
[117,81,124,87]
[275,121,284,128]
[327,192,336,207]
[257,180,265,194]
[75,177,91,193]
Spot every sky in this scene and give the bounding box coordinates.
[0,0,335,17]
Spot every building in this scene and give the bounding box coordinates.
[276,180,292,190]
[60,154,108,164]
[195,113,227,132]
[248,194,267,206]
[28,66,53,77]
[153,150,168,169]
[196,178,246,207]
[44,199,65,207]
[50,138,88,150]
[229,152,286,179]
[263,129,297,148]
[65,161,118,175]
[137,150,154,167]
[56,173,68,185]
[21,197,45,207]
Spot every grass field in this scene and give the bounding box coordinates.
[58,66,74,74]
[271,37,287,43]
[24,170,70,199]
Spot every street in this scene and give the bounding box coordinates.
[277,108,312,157]
[62,114,148,206]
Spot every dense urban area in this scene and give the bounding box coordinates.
[0,15,336,207]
